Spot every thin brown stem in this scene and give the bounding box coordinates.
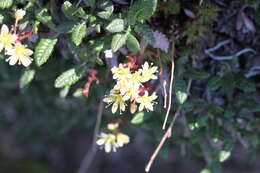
[163,80,168,109]
[162,59,175,130]
[77,99,104,173]
[145,107,181,172]
[145,79,193,172]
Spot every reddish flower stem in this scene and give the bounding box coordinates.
[17,30,33,42]
[82,69,99,98]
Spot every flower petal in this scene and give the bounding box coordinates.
[7,56,18,65]
[1,24,9,34]
[20,57,32,67]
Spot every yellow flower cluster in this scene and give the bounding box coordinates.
[96,123,129,153]
[103,61,158,114]
[0,9,33,67]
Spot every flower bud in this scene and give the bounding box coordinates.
[15,9,26,21]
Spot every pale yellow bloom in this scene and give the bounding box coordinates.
[96,133,118,153]
[111,64,131,80]
[140,62,158,82]
[103,90,128,114]
[14,9,26,21]
[104,60,158,114]
[130,71,142,84]
[136,91,157,111]
[5,43,33,67]
[116,133,130,147]
[130,102,138,114]
[107,123,119,131]
[123,83,140,101]
[0,24,17,52]
[113,79,130,95]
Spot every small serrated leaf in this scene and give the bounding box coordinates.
[111,33,128,52]
[54,67,85,88]
[62,1,85,20]
[19,69,36,91]
[131,112,145,124]
[72,23,87,46]
[219,151,231,162]
[106,19,124,33]
[175,78,188,104]
[0,0,13,9]
[134,23,155,45]
[186,66,210,80]
[35,9,56,29]
[97,3,114,19]
[208,76,222,91]
[35,38,58,66]
[235,75,256,92]
[129,0,158,22]
[126,34,140,52]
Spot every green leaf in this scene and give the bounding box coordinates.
[83,0,96,8]
[32,21,40,34]
[235,75,256,92]
[134,23,155,44]
[186,66,210,80]
[62,1,85,20]
[175,78,188,104]
[56,21,76,34]
[209,119,221,142]
[97,0,114,19]
[129,0,158,22]
[106,19,125,33]
[35,9,56,29]
[200,169,211,173]
[54,67,85,88]
[72,23,87,46]
[97,10,113,19]
[35,38,58,66]
[19,69,36,91]
[111,33,128,52]
[131,112,145,124]
[126,34,140,52]
[0,14,4,24]
[224,104,236,118]
[0,0,13,9]
[59,86,70,98]
[219,151,231,162]
[208,76,222,91]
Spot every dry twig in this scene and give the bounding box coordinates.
[145,78,193,172]
[77,100,104,173]
[145,107,181,172]
[162,41,175,130]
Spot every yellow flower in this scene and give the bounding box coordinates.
[0,24,17,52]
[103,90,128,114]
[111,64,131,80]
[113,79,130,95]
[107,123,119,131]
[123,83,140,101]
[5,43,33,67]
[96,133,118,153]
[116,133,130,147]
[136,91,157,111]
[14,9,26,21]
[130,71,142,84]
[130,102,138,114]
[140,61,158,82]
